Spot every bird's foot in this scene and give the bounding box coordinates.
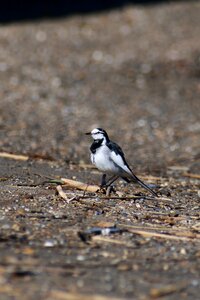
[106,185,115,196]
[99,184,116,196]
[100,183,106,189]
[99,185,107,194]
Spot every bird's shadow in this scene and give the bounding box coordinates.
[0,0,187,23]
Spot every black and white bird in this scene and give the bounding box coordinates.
[86,128,157,197]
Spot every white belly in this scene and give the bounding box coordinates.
[91,146,119,174]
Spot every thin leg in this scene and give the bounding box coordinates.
[100,174,107,187]
[121,176,130,183]
[106,175,119,187]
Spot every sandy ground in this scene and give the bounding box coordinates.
[0,1,200,299]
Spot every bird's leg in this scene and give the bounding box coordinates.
[106,175,119,187]
[121,176,130,183]
[105,175,119,196]
[100,174,107,187]
[100,175,119,195]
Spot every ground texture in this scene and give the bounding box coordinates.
[0,1,200,299]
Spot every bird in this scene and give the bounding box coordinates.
[85,128,157,197]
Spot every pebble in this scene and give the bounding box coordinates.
[43,239,58,248]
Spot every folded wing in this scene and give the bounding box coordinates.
[108,141,132,176]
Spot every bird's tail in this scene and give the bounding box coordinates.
[130,173,157,197]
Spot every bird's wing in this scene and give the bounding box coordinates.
[107,141,132,175]
[107,141,157,196]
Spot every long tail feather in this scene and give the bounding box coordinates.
[130,173,157,197]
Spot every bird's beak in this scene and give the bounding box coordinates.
[85,132,91,135]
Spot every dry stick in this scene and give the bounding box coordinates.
[93,196,172,202]
[192,222,200,230]
[142,196,172,202]
[56,185,76,203]
[122,224,200,238]
[49,290,122,300]
[61,177,99,193]
[183,172,200,179]
[0,152,29,161]
[127,228,200,242]
[78,195,172,202]
[118,223,190,232]
[150,281,188,298]
[134,211,199,220]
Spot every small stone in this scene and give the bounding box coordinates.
[180,248,186,255]
[76,255,85,261]
[43,239,57,248]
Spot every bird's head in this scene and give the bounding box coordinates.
[85,128,109,142]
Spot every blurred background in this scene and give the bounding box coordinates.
[0,0,199,174]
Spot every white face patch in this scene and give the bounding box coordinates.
[91,128,105,140]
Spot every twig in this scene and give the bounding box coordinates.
[86,195,172,202]
[192,222,200,231]
[56,185,77,203]
[49,290,122,300]
[142,196,173,202]
[0,152,29,161]
[168,166,189,171]
[127,228,200,242]
[61,177,99,193]
[119,224,200,239]
[150,282,187,298]
[118,223,189,232]
[183,172,200,179]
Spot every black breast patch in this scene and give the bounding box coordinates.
[90,139,103,154]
